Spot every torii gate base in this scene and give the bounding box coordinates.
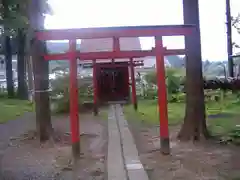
[37,25,194,158]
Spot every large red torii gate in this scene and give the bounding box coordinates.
[36,25,193,157]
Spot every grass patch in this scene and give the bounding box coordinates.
[208,118,239,136]
[0,98,34,123]
[124,98,240,136]
[207,100,240,136]
[124,100,184,125]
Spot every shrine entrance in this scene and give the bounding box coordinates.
[97,62,130,102]
[36,25,194,158]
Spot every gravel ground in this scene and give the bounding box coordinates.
[0,113,108,180]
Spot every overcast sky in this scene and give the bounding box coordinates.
[45,0,240,61]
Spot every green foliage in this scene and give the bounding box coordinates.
[144,88,157,99]
[50,74,93,114]
[50,74,71,97]
[166,71,181,94]
[52,94,70,114]
[144,68,183,100]
[145,71,156,85]
[232,13,240,41]
[1,0,28,34]
[232,13,240,49]
[51,74,74,113]
[0,0,52,35]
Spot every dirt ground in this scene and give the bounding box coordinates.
[0,113,108,180]
[128,121,240,180]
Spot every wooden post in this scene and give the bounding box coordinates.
[130,58,137,110]
[93,60,98,116]
[69,40,80,159]
[155,36,170,155]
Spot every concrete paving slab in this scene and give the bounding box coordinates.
[115,104,149,180]
[107,105,127,180]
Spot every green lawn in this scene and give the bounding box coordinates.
[124,98,240,136]
[0,98,33,123]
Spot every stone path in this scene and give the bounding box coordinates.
[107,104,149,180]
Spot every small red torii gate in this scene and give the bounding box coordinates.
[36,25,193,157]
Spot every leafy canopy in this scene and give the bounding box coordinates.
[0,0,52,34]
[232,14,240,49]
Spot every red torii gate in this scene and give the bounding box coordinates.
[36,25,193,157]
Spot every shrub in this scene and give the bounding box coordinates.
[144,88,157,100]
[50,74,93,114]
[144,68,182,96]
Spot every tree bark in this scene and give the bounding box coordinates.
[226,0,234,77]
[2,0,14,98]
[4,36,14,98]
[32,38,53,141]
[29,0,53,142]
[26,55,34,101]
[17,29,28,99]
[178,0,210,141]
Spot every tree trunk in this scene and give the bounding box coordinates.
[178,0,210,141]
[26,55,34,101]
[226,0,234,77]
[17,29,28,99]
[4,35,14,98]
[32,38,53,141]
[29,0,52,142]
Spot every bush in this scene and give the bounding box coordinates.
[52,93,71,113]
[144,68,182,96]
[144,88,157,100]
[50,74,93,114]
[145,71,157,85]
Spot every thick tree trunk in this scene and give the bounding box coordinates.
[4,36,14,98]
[32,38,53,141]
[2,0,14,97]
[178,0,210,141]
[17,29,28,99]
[29,0,52,142]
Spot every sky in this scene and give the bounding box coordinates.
[45,0,240,61]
